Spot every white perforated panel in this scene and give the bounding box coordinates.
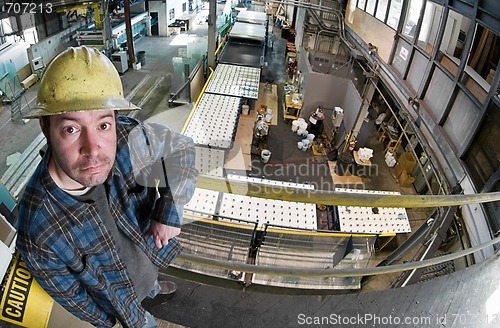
[335,188,411,234]
[227,174,315,190]
[195,147,225,177]
[205,64,261,99]
[184,94,241,149]
[219,175,317,229]
[184,188,220,219]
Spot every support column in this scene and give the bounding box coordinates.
[124,0,135,67]
[207,0,217,69]
[351,78,378,141]
[101,0,113,51]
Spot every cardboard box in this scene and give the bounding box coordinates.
[398,170,416,188]
[394,152,416,177]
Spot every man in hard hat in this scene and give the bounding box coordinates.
[16,46,197,328]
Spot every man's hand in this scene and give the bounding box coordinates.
[145,221,181,249]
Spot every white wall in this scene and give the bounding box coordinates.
[168,0,189,24]
[149,1,168,36]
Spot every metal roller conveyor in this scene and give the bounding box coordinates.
[184,188,220,219]
[235,11,268,25]
[218,175,317,230]
[229,22,267,42]
[335,188,411,234]
[195,147,225,177]
[205,64,261,99]
[184,93,242,149]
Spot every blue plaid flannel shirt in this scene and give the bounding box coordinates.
[16,116,197,328]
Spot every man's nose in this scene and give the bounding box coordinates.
[80,129,100,157]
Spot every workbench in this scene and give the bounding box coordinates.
[378,122,402,152]
[284,93,303,121]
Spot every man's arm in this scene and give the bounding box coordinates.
[18,246,116,327]
[128,121,198,228]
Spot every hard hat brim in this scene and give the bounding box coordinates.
[22,98,140,119]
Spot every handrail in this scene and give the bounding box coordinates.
[174,235,500,278]
[196,175,500,208]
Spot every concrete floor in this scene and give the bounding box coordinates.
[0,9,446,328]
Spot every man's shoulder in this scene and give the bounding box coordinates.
[18,162,59,231]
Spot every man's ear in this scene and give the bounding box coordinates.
[39,117,49,138]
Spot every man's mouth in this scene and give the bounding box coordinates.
[81,164,104,174]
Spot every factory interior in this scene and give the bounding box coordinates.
[1,0,500,327]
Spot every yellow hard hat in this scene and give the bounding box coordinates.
[23,46,139,118]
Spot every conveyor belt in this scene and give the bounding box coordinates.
[218,42,264,67]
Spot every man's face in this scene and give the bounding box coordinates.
[42,110,117,189]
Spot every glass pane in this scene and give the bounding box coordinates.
[440,10,470,59]
[402,0,424,38]
[417,1,444,55]
[387,0,403,29]
[366,0,376,15]
[467,24,498,85]
[376,0,389,21]
[437,10,471,76]
[358,0,367,10]
[1,18,14,34]
[23,27,38,45]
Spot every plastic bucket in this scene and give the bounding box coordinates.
[297,142,303,149]
[292,120,300,132]
[261,150,271,163]
[307,133,315,141]
[242,105,250,115]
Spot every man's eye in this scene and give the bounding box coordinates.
[100,123,112,130]
[63,126,78,134]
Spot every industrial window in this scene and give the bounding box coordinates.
[483,179,500,236]
[463,101,500,190]
[402,0,423,39]
[375,0,389,22]
[366,0,376,15]
[387,0,403,30]
[417,1,444,55]
[357,0,366,10]
[355,0,403,30]
[434,9,470,77]
[1,17,17,43]
[1,17,14,34]
[463,101,500,235]
[22,26,38,45]
[169,8,175,20]
[182,2,187,12]
[466,24,498,86]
